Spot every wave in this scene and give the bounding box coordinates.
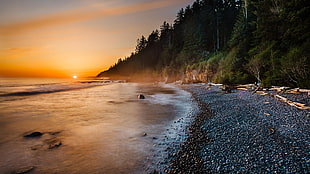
[0,82,108,97]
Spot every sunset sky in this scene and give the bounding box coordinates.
[0,0,194,78]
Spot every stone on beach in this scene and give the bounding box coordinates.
[23,131,43,138]
[14,166,35,174]
[31,144,43,150]
[138,94,145,99]
[45,138,62,149]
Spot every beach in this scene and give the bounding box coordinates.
[0,79,309,173]
[160,84,310,173]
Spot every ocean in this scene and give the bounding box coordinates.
[0,78,193,173]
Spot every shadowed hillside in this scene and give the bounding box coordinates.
[97,0,310,88]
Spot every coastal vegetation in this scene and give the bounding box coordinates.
[97,0,310,88]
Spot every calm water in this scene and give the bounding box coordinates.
[0,78,192,173]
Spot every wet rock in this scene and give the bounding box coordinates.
[31,144,43,150]
[45,138,62,149]
[23,131,43,138]
[15,166,35,174]
[222,85,232,93]
[138,94,145,99]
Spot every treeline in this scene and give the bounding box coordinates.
[97,0,310,88]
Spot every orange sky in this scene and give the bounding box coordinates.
[0,0,194,78]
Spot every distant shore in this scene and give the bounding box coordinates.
[153,83,309,173]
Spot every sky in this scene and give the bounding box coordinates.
[0,0,194,78]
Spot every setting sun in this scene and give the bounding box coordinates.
[73,75,78,79]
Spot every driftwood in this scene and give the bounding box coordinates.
[274,94,310,111]
[228,84,309,94]
[237,87,248,91]
[208,83,232,93]
[268,87,310,95]
[296,89,310,93]
[234,84,310,112]
[235,84,256,89]
[256,91,268,95]
[208,83,223,86]
[269,86,291,92]
[264,113,271,116]
[234,84,261,92]
[209,83,309,112]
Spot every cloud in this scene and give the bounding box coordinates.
[0,46,48,59]
[0,0,191,36]
[5,47,32,52]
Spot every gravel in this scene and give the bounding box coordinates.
[149,84,310,173]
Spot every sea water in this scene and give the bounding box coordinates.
[0,78,193,173]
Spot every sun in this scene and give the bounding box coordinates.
[73,75,78,79]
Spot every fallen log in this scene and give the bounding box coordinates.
[237,88,248,91]
[235,84,256,89]
[270,86,291,92]
[274,94,310,112]
[257,91,268,95]
[275,94,288,102]
[299,89,310,93]
[208,83,223,86]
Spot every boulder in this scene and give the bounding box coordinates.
[138,94,145,99]
[23,131,43,138]
[45,138,62,149]
[222,85,232,93]
[15,166,35,174]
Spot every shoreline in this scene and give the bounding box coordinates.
[155,84,309,173]
[1,82,196,174]
[1,81,308,173]
[165,87,213,173]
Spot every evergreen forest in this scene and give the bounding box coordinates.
[97,0,310,88]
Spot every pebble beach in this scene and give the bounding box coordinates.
[150,84,310,173]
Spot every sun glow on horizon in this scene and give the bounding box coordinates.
[0,0,194,78]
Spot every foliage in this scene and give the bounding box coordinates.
[98,0,310,88]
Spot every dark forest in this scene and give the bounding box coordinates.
[97,0,310,88]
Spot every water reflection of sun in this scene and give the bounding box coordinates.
[73,75,78,79]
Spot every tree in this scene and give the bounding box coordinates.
[135,35,147,53]
[97,0,310,88]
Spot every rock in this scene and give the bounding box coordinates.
[222,85,232,93]
[138,94,145,99]
[31,144,43,150]
[143,132,147,136]
[23,131,43,138]
[15,166,35,174]
[268,128,275,136]
[45,138,62,149]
